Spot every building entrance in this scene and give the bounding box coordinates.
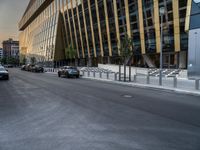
[163,53,177,69]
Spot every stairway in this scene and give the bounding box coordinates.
[142,54,156,68]
[124,53,134,66]
[148,69,181,77]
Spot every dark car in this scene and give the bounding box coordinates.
[31,65,44,73]
[21,65,26,70]
[58,66,80,78]
[0,67,9,80]
[25,64,34,71]
[4,64,13,68]
[24,64,30,71]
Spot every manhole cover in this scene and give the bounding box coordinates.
[122,95,133,98]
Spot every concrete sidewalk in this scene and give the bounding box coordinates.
[82,76,200,96]
[45,71,200,96]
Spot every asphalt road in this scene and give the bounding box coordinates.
[0,68,200,150]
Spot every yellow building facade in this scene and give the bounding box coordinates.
[19,0,190,68]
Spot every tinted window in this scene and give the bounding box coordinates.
[0,68,6,71]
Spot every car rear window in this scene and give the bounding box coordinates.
[69,67,77,69]
[0,68,6,71]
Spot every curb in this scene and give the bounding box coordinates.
[45,72,200,97]
[81,77,200,97]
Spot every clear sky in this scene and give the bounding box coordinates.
[0,0,29,47]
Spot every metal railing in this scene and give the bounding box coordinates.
[80,69,200,92]
[44,66,199,92]
[44,68,58,73]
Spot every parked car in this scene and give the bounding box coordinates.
[24,64,30,71]
[58,66,80,78]
[0,67,9,80]
[21,65,26,70]
[31,65,44,73]
[25,64,34,71]
[4,64,13,68]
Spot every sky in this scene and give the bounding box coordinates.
[0,0,29,47]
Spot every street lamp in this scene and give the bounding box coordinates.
[159,6,165,86]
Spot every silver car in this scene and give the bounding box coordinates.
[58,66,80,78]
[0,67,9,80]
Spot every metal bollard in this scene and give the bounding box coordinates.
[119,65,121,81]
[93,71,95,78]
[129,66,131,82]
[107,72,109,79]
[195,80,199,90]
[159,69,163,86]
[83,71,85,76]
[173,77,177,88]
[100,72,102,78]
[124,65,126,82]
[134,74,137,82]
[147,74,150,84]
[114,73,117,81]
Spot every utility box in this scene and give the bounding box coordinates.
[188,0,200,79]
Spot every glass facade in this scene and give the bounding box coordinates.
[19,0,189,68]
[19,0,61,64]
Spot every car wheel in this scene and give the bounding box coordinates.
[76,75,80,78]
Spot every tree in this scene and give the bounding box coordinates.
[30,57,36,65]
[65,45,77,66]
[0,57,19,65]
[118,33,133,82]
[22,57,27,65]
[7,57,17,64]
[0,57,6,64]
[20,54,27,65]
[119,33,133,65]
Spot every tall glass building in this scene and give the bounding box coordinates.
[19,0,191,68]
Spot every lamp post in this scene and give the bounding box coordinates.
[159,6,165,86]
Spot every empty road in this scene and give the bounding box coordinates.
[0,68,200,150]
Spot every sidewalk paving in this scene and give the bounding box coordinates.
[45,71,200,96]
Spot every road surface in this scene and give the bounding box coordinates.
[0,68,200,150]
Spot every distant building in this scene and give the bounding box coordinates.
[11,45,20,57]
[0,48,3,59]
[2,38,19,58]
